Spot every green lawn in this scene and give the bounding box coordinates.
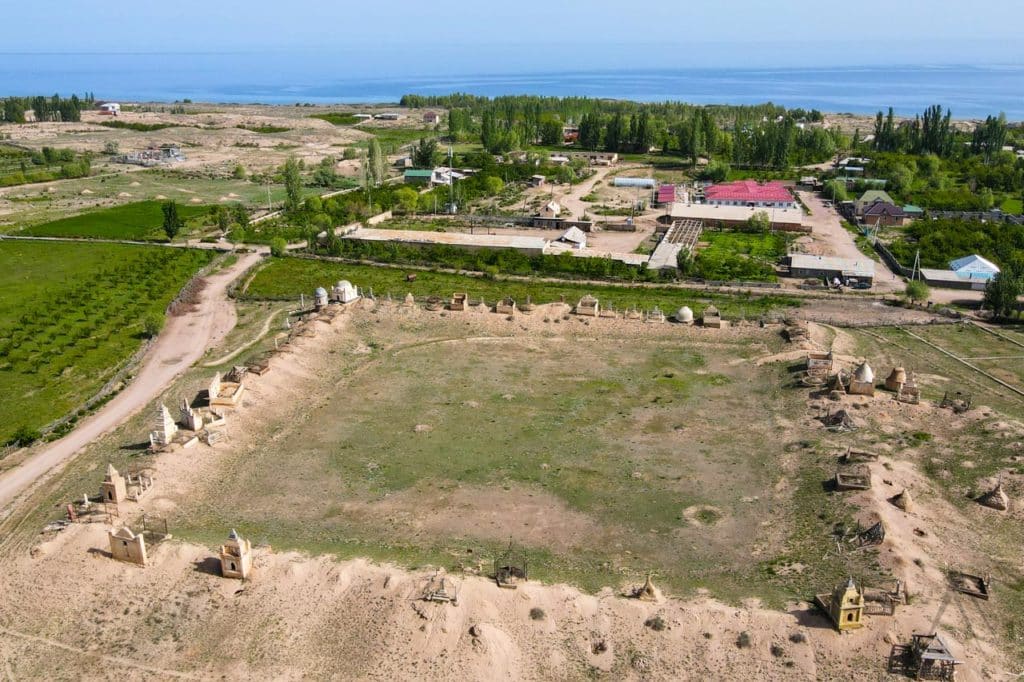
[0,241,215,446]
[20,200,209,241]
[353,126,440,153]
[1001,197,1023,214]
[309,113,362,126]
[687,231,790,282]
[243,258,800,317]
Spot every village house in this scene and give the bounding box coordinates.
[862,201,907,227]
[422,111,440,124]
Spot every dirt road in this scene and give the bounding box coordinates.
[0,252,262,512]
[553,165,613,217]
[796,190,902,292]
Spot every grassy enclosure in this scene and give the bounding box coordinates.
[20,200,210,240]
[0,241,214,446]
[688,231,791,282]
[169,313,877,603]
[243,258,801,318]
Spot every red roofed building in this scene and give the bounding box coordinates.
[704,180,796,209]
[655,184,676,206]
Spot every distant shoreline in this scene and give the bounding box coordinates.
[3,62,1023,120]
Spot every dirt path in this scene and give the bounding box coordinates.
[202,307,284,367]
[0,252,262,513]
[553,165,613,217]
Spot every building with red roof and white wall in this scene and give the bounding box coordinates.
[704,180,796,209]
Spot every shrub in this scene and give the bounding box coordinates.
[644,615,667,631]
[905,280,930,305]
[529,607,546,621]
[788,632,807,644]
[770,644,785,658]
[270,237,288,257]
[7,425,41,447]
[736,631,752,648]
[141,312,165,339]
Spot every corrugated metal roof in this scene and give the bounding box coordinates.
[950,254,1000,274]
[789,254,875,278]
[705,180,793,204]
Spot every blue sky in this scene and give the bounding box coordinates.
[4,0,1022,70]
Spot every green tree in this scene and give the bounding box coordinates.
[367,139,385,185]
[161,201,183,241]
[395,186,419,214]
[216,206,231,233]
[539,116,563,146]
[141,312,164,339]
[283,157,303,213]
[312,157,338,187]
[232,164,247,179]
[412,138,438,168]
[270,237,288,257]
[823,179,848,202]
[483,176,504,195]
[905,280,930,305]
[983,272,1022,318]
[746,211,771,233]
[232,203,250,229]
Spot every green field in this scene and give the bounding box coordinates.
[0,241,215,445]
[689,231,790,282]
[20,200,209,241]
[166,313,878,604]
[309,113,362,126]
[353,126,439,153]
[243,257,800,317]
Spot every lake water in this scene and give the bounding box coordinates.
[2,53,1022,119]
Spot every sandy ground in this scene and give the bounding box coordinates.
[0,252,263,514]
[0,308,1019,679]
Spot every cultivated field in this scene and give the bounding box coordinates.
[20,200,210,240]
[0,241,214,447]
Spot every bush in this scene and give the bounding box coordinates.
[736,631,752,648]
[788,632,807,644]
[529,607,546,621]
[7,425,41,447]
[141,312,164,339]
[644,615,667,631]
[905,280,930,305]
[270,237,288,257]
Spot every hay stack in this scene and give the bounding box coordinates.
[977,483,1009,511]
[890,489,913,512]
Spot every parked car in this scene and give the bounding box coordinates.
[850,281,872,290]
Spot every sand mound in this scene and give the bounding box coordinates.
[154,194,168,200]
[46,186,57,193]
[189,197,202,203]
[129,181,141,187]
[80,189,93,195]
[117,192,132,198]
